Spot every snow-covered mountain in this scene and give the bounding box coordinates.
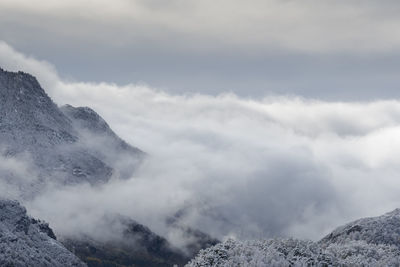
[0,68,216,266]
[187,209,400,266]
[0,199,86,267]
[0,68,143,197]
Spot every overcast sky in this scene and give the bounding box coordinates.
[1,0,400,100]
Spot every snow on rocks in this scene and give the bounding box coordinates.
[0,199,86,267]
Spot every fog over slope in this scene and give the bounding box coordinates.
[1,41,400,247]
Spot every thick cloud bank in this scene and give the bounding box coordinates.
[1,41,400,246]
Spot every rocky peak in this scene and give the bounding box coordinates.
[0,68,75,145]
[0,69,42,91]
[61,104,114,135]
[0,69,55,115]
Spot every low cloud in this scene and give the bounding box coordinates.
[2,42,400,248]
[0,148,41,200]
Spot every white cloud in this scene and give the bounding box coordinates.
[2,41,400,247]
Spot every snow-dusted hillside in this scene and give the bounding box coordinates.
[0,68,143,197]
[187,209,400,266]
[187,239,400,266]
[0,199,86,267]
[60,104,143,179]
[186,238,335,266]
[320,208,400,248]
[0,68,215,266]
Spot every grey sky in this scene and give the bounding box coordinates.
[1,0,400,100]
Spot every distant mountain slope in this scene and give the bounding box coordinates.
[62,214,219,267]
[187,209,400,266]
[0,199,86,267]
[62,215,188,267]
[319,208,400,249]
[0,68,143,196]
[60,104,143,179]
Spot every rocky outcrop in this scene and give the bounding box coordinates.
[0,199,86,267]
